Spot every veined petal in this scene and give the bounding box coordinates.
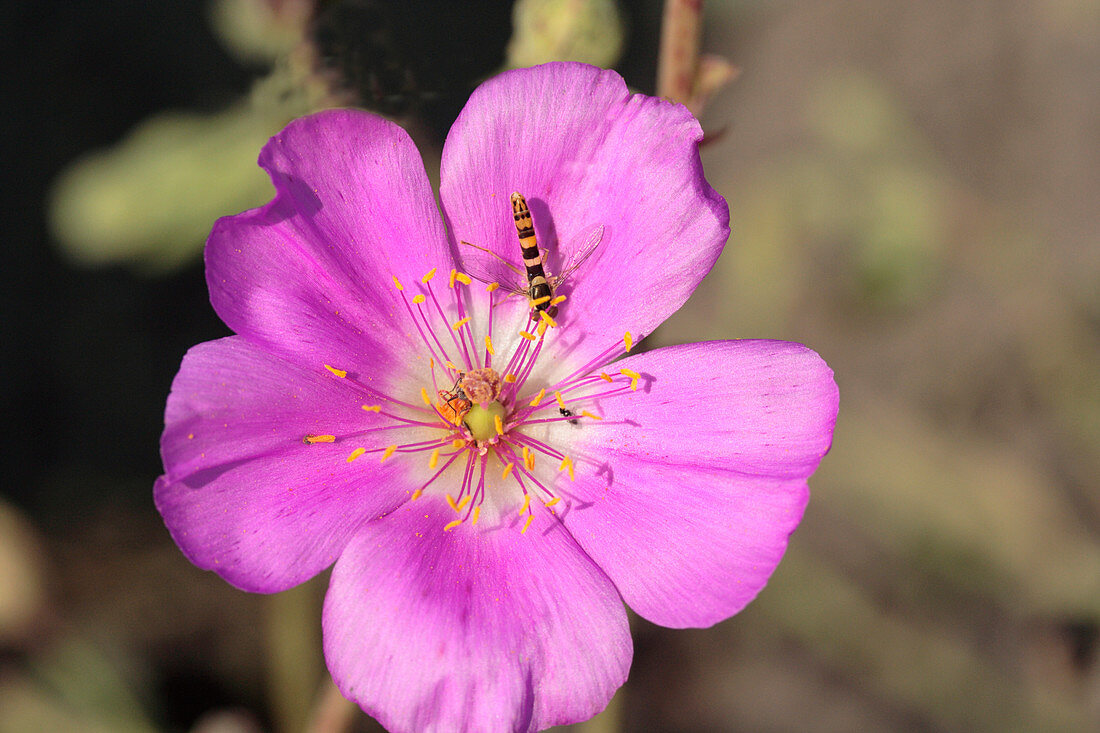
[207,109,450,373]
[559,340,838,628]
[440,63,729,375]
[323,499,631,733]
[155,337,421,592]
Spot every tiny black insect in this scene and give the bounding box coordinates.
[559,407,579,426]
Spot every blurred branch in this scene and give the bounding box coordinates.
[656,0,738,118]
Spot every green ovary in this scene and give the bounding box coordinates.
[465,401,506,442]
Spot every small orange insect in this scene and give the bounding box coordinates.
[435,377,472,427]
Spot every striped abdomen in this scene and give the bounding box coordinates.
[510,192,553,311]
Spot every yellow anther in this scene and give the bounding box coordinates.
[452,438,467,449]
[539,310,557,328]
[445,360,458,370]
[599,372,613,383]
[554,391,567,409]
[519,330,536,341]
[412,294,426,305]
[580,410,603,420]
[452,317,471,331]
[421,268,437,283]
[525,448,535,471]
[420,387,432,407]
[520,493,531,516]
[347,447,366,463]
[324,364,347,378]
[494,414,504,436]
[303,434,335,444]
[529,388,546,407]
[454,273,472,285]
[444,518,463,532]
[380,444,397,462]
[545,497,561,507]
[530,295,552,306]
[486,282,500,292]
[549,295,567,306]
[558,455,575,481]
[449,269,457,288]
[521,514,535,534]
[446,493,460,512]
[620,368,641,379]
[428,448,440,469]
[411,488,423,501]
[536,320,548,337]
[624,331,633,352]
[456,495,471,511]
[472,506,481,525]
[504,373,517,383]
[362,404,382,412]
[630,378,638,391]
[502,462,515,480]
[392,275,404,291]
[485,335,495,355]
[522,445,531,465]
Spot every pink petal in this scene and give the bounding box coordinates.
[206,109,450,374]
[561,340,838,628]
[155,337,418,592]
[440,63,728,370]
[323,498,631,733]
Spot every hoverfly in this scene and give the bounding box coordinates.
[460,192,604,316]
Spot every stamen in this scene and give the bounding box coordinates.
[504,373,517,383]
[361,405,382,412]
[494,414,504,436]
[519,330,536,341]
[486,282,500,292]
[449,269,457,288]
[549,295,567,306]
[444,519,463,532]
[554,391,567,409]
[303,434,335,444]
[624,331,633,352]
[380,444,397,462]
[580,410,603,420]
[545,497,561,507]
[502,462,514,480]
[619,368,640,379]
[347,447,366,462]
[485,335,495,356]
[392,276,404,291]
[521,514,535,534]
[446,493,460,512]
[558,455,575,481]
[411,488,423,500]
[452,317,471,331]
[520,493,531,516]
[445,360,459,371]
[529,388,546,407]
[422,268,437,283]
[472,506,480,525]
[428,448,440,469]
[539,310,557,328]
[454,273,472,285]
[324,364,347,378]
[412,294,426,304]
[452,438,467,449]
[420,388,432,407]
[530,295,552,307]
[536,320,548,337]
[600,372,613,382]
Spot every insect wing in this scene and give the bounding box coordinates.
[551,224,605,288]
[457,240,528,297]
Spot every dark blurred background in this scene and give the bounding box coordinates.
[3,1,1099,731]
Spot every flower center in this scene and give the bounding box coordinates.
[303,263,640,536]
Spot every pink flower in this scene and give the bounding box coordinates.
[155,63,838,732]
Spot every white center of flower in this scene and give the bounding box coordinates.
[303,262,640,535]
